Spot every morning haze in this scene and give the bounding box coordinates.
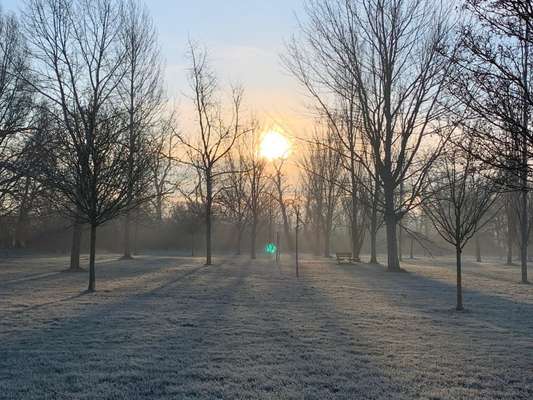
[0,0,531,399]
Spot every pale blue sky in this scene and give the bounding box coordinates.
[2,0,311,132]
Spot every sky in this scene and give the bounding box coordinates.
[2,0,313,135]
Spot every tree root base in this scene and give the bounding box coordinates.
[62,267,86,273]
[386,267,408,273]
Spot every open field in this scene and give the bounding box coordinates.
[0,253,532,399]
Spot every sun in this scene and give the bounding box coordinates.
[259,130,291,161]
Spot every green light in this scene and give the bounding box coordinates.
[264,243,277,254]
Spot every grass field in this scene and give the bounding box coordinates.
[0,253,532,399]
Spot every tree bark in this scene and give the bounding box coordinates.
[236,224,242,256]
[398,224,403,262]
[475,234,482,262]
[323,223,331,258]
[369,183,379,264]
[88,224,97,292]
[69,220,82,271]
[385,215,400,271]
[122,212,133,259]
[384,180,400,271]
[251,213,257,259]
[506,199,514,265]
[280,202,293,252]
[205,170,213,265]
[13,177,31,248]
[520,186,528,283]
[456,244,463,311]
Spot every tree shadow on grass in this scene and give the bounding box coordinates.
[332,261,533,338]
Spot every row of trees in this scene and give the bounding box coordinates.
[280,0,533,310]
[0,0,179,291]
[1,0,532,312]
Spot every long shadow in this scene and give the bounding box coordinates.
[332,261,533,338]
[0,258,409,399]
[0,259,246,399]
[293,260,533,399]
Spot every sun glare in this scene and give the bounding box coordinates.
[259,130,291,161]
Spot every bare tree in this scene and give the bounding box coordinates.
[119,0,164,259]
[24,0,152,291]
[271,159,294,252]
[0,8,33,217]
[243,133,268,259]
[148,114,179,222]
[286,0,453,271]
[178,43,248,265]
[448,0,533,283]
[423,147,499,310]
[219,146,249,255]
[301,124,345,257]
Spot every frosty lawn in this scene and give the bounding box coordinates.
[0,254,532,399]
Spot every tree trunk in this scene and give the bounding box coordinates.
[384,182,400,271]
[398,224,403,262]
[350,170,361,262]
[456,244,463,311]
[205,171,213,265]
[385,215,400,271]
[236,224,242,256]
[155,195,163,222]
[69,219,82,271]
[520,186,528,283]
[520,20,530,283]
[280,202,293,252]
[369,185,379,264]
[506,197,514,265]
[314,219,321,257]
[323,223,331,258]
[122,212,133,259]
[409,237,414,259]
[13,177,31,248]
[88,224,97,292]
[251,213,257,259]
[475,234,481,262]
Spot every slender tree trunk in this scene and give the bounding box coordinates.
[13,177,31,248]
[314,219,321,257]
[70,219,82,270]
[475,234,482,262]
[520,21,530,283]
[205,171,213,265]
[409,237,414,259]
[156,195,163,222]
[398,182,404,262]
[280,202,293,252]
[369,182,379,264]
[398,224,403,262]
[323,223,331,258]
[456,244,463,311]
[350,169,361,262]
[506,199,514,265]
[251,213,257,259]
[123,212,132,259]
[520,186,528,283]
[88,224,97,292]
[236,224,242,256]
[295,207,300,278]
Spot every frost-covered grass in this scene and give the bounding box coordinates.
[0,252,532,399]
